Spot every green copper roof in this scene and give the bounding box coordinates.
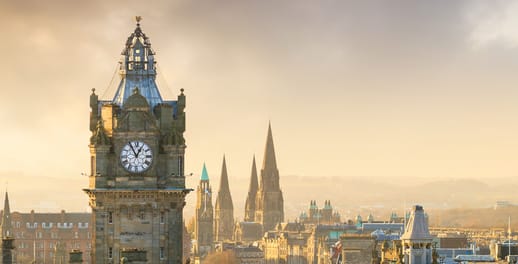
[201,163,209,181]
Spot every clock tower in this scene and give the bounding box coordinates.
[84,18,190,264]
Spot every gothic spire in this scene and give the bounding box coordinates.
[248,156,258,195]
[262,122,278,170]
[215,156,233,210]
[244,156,258,222]
[1,192,11,238]
[218,156,230,194]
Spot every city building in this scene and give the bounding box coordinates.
[214,156,234,242]
[84,17,190,263]
[298,200,341,225]
[6,209,91,264]
[338,234,378,264]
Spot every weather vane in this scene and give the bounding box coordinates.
[135,16,142,25]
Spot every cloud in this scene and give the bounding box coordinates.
[467,1,518,49]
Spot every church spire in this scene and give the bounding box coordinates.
[255,122,284,231]
[262,122,278,171]
[215,156,233,210]
[214,156,234,241]
[1,192,11,238]
[244,156,258,222]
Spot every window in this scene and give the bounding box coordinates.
[37,232,42,239]
[160,212,165,224]
[51,232,58,239]
[139,210,145,220]
[75,232,79,239]
[108,247,113,259]
[160,247,165,259]
[42,222,46,228]
[108,212,113,224]
[178,156,184,176]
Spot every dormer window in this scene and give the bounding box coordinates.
[135,49,141,54]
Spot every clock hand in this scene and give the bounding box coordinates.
[137,146,144,156]
[128,142,138,156]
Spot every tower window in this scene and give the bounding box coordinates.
[178,156,184,177]
[160,247,165,259]
[108,247,113,259]
[160,212,165,224]
[108,212,113,224]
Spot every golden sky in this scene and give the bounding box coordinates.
[0,0,518,213]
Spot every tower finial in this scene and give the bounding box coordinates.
[135,16,142,26]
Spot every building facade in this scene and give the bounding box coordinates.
[4,209,91,264]
[84,18,190,264]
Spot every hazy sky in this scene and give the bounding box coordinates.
[1,0,518,214]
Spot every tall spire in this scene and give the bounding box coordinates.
[255,122,284,231]
[214,156,234,241]
[1,192,11,238]
[244,156,258,222]
[215,156,233,211]
[112,16,164,110]
[262,122,277,170]
[217,156,231,195]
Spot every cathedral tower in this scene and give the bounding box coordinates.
[194,164,214,255]
[244,156,258,222]
[84,18,190,264]
[255,123,284,232]
[214,156,234,241]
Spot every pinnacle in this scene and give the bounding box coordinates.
[262,123,277,170]
[201,163,209,181]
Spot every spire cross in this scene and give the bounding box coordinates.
[135,16,142,26]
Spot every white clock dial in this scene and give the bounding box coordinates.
[120,141,153,173]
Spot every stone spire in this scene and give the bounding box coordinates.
[214,156,234,241]
[1,192,11,238]
[244,156,258,222]
[261,122,278,176]
[255,123,284,231]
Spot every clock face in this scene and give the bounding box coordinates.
[120,141,153,173]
